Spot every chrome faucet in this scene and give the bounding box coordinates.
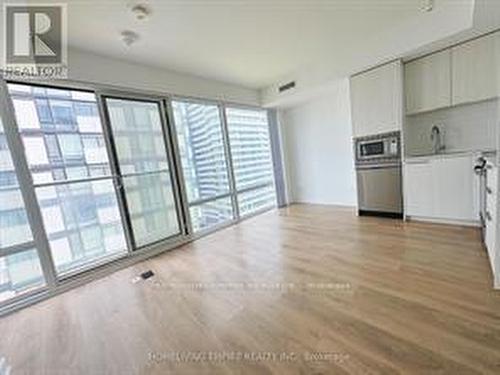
[430,125,445,154]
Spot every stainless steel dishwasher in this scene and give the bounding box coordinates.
[354,131,403,218]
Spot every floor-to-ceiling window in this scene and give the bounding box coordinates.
[172,100,233,231]
[225,107,277,216]
[0,79,279,312]
[8,84,127,275]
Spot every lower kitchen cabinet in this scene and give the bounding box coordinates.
[485,159,497,276]
[405,160,434,217]
[404,154,477,223]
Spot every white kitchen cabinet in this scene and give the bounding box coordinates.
[350,60,403,137]
[432,155,475,221]
[404,50,451,115]
[404,154,477,223]
[404,160,434,217]
[451,31,500,105]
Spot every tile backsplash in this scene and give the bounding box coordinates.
[405,99,499,156]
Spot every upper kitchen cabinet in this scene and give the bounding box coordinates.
[452,31,500,106]
[404,50,451,115]
[350,60,403,137]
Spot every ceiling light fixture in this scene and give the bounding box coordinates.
[421,0,434,12]
[121,30,140,47]
[131,4,151,21]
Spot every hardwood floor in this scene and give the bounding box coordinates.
[1,204,499,374]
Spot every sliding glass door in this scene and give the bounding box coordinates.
[103,97,181,248]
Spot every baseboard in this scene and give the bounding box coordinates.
[289,201,357,209]
[406,215,481,227]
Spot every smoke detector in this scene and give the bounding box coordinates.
[131,4,151,21]
[121,30,140,47]
[421,0,434,12]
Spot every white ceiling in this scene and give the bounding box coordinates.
[42,0,429,89]
[263,0,485,106]
[1,0,494,106]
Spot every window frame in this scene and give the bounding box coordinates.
[0,79,57,304]
[168,97,236,234]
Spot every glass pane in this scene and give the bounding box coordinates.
[0,119,33,248]
[0,105,44,304]
[237,185,276,217]
[11,97,40,129]
[8,84,111,184]
[123,172,179,247]
[190,197,233,232]
[0,249,45,303]
[226,107,275,190]
[105,98,169,174]
[105,97,181,247]
[172,101,230,202]
[37,180,126,273]
[0,188,32,248]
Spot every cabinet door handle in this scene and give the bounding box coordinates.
[486,211,492,222]
[486,186,493,195]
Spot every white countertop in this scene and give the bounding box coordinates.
[405,149,497,163]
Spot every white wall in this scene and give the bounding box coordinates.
[280,79,357,206]
[66,48,260,106]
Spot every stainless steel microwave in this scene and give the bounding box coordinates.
[355,131,400,163]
